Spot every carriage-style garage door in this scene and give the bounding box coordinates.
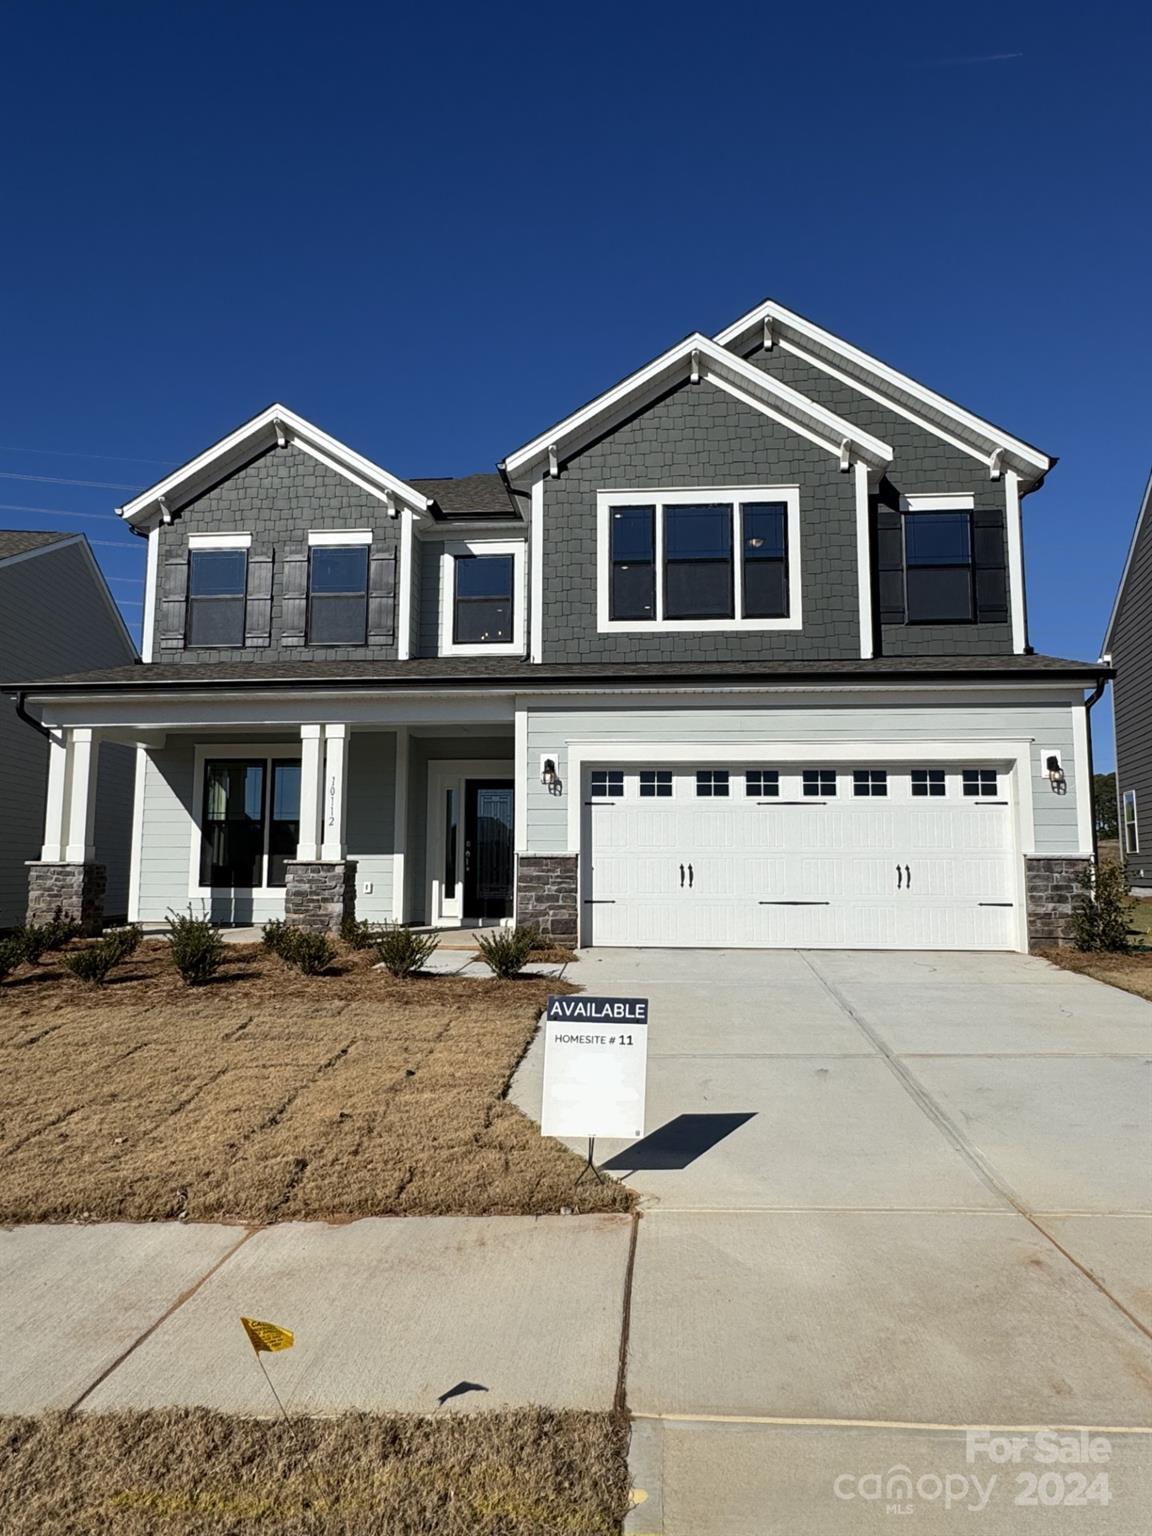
[582,763,1019,950]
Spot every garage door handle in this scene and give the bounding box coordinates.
[688,863,694,888]
[905,864,912,890]
[896,863,903,889]
[680,863,685,888]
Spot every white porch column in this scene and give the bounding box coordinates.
[320,723,349,860]
[40,729,69,860]
[296,724,325,861]
[63,727,99,862]
[391,726,409,922]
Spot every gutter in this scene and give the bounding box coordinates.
[14,690,53,739]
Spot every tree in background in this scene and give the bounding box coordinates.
[1093,772,1118,839]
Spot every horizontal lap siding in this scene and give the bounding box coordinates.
[347,732,397,921]
[525,701,1081,855]
[1109,490,1152,881]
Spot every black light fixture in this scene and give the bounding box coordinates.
[541,757,558,788]
[1046,754,1067,791]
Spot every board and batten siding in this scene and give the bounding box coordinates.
[134,731,400,924]
[522,699,1085,856]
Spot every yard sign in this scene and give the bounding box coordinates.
[541,995,648,1141]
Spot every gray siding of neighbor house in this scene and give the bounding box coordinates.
[1109,486,1152,882]
[522,696,1083,856]
[135,730,401,924]
[0,542,136,927]
[535,382,860,665]
[156,445,401,665]
[744,345,1014,657]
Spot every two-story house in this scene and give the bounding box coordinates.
[1103,467,1152,886]
[9,300,1107,950]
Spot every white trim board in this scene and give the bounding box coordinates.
[425,758,516,927]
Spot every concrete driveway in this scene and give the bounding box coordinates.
[512,948,1152,1533]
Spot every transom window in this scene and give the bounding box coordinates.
[640,770,673,797]
[187,549,247,647]
[904,511,975,624]
[745,769,779,797]
[1123,790,1139,853]
[600,490,799,631]
[912,769,946,797]
[696,770,729,797]
[853,769,888,797]
[591,770,623,798]
[199,757,300,890]
[963,768,999,797]
[803,769,837,797]
[308,545,368,645]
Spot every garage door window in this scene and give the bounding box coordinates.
[963,769,998,797]
[746,770,779,797]
[803,770,837,797]
[591,770,623,797]
[640,770,673,797]
[696,770,730,797]
[912,769,946,797]
[853,770,888,797]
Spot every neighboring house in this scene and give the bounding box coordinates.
[0,532,137,929]
[1103,467,1152,886]
[7,301,1109,949]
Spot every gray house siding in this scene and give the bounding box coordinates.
[536,382,860,665]
[0,541,136,927]
[156,445,401,665]
[744,345,1014,657]
[1109,483,1152,882]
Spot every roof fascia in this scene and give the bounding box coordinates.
[117,405,432,527]
[1103,464,1152,655]
[715,299,1053,479]
[501,333,891,478]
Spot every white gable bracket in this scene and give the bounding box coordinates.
[839,438,852,473]
[988,447,1004,480]
[548,444,559,478]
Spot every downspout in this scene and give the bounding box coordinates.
[13,691,52,740]
[1083,671,1109,864]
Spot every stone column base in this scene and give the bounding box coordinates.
[26,861,106,935]
[516,854,578,944]
[1025,856,1091,949]
[284,861,357,933]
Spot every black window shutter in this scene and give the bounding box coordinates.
[158,554,189,649]
[875,503,905,625]
[281,545,308,646]
[245,550,274,647]
[972,507,1009,624]
[368,547,397,644]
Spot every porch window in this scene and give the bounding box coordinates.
[199,757,300,889]
[308,545,369,645]
[186,550,247,647]
[1123,790,1139,854]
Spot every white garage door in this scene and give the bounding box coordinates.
[583,764,1019,950]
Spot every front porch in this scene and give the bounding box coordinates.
[26,719,527,936]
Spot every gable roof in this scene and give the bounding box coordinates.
[0,530,73,561]
[1103,464,1152,655]
[117,404,433,528]
[500,332,893,480]
[715,298,1053,485]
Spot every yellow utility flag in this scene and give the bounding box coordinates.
[241,1316,294,1354]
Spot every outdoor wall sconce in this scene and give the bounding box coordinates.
[540,755,563,796]
[1045,753,1067,794]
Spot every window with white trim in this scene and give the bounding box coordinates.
[639,770,672,797]
[591,770,623,797]
[745,769,779,797]
[963,769,998,797]
[439,540,525,655]
[199,757,300,889]
[1123,790,1139,853]
[853,769,887,797]
[696,770,729,797]
[803,769,836,797]
[598,488,800,632]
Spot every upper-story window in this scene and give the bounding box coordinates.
[598,488,800,632]
[903,508,975,624]
[307,539,370,646]
[440,540,525,656]
[186,535,249,647]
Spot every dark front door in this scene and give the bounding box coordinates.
[464,780,514,921]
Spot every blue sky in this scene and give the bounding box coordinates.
[1,1,1148,766]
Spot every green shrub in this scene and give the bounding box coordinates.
[41,906,79,950]
[102,924,143,963]
[476,925,537,979]
[278,928,335,975]
[0,936,26,983]
[261,918,291,957]
[1072,860,1135,952]
[166,908,224,986]
[373,924,439,978]
[340,914,378,950]
[13,924,52,965]
[60,939,120,986]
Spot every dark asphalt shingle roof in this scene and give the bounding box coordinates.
[9,653,1108,692]
[0,530,73,560]
[409,474,518,517]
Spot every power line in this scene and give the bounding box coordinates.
[0,471,142,491]
[0,442,175,467]
[0,501,129,523]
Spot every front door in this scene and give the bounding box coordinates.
[464,780,514,921]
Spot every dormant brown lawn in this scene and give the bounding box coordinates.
[0,1407,631,1535]
[0,942,632,1223]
